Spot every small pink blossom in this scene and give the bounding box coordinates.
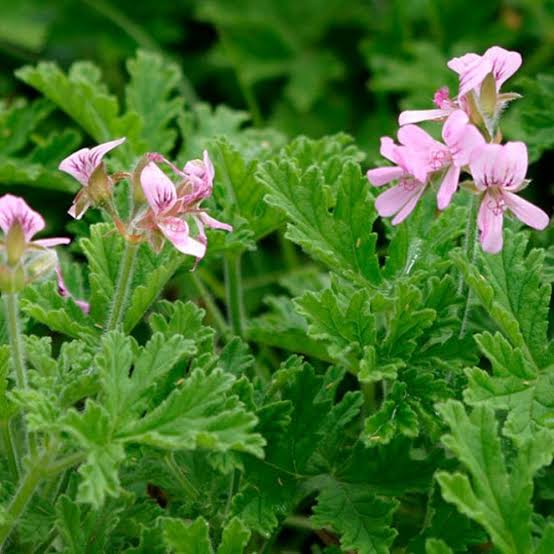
[56,267,90,314]
[397,111,485,209]
[367,135,429,225]
[367,111,484,220]
[0,194,70,252]
[138,151,232,260]
[470,142,549,253]
[447,46,521,98]
[399,46,521,126]
[59,137,126,219]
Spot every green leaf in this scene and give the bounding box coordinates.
[118,368,264,457]
[260,153,381,286]
[464,331,554,443]
[61,400,125,508]
[211,139,284,243]
[21,280,97,343]
[55,495,85,554]
[217,518,251,554]
[312,481,398,554]
[16,61,141,152]
[452,230,551,368]
[425,538,454,554]
[436,401,554,554]
[162,517,213,554]
[125,50,184,154]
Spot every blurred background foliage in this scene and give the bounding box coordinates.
[0,0,553,242]
[1,0,553,151]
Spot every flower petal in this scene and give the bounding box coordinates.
[198,212,233,232]
[0,194,45,241]
[398,109,451,126]
[469,143,503,190]
[496,142,528,190]
[478,193,504,254]
[391,186,426,225]
[448,52,493,97]
[141,162,177,214]
[366,166,404,187]
[437,165,461,210]
[504,192,550,230]
[375,183,423,220]
[483,46,522,89]
[33,237,71,247]
[59,137,125,186]
[443,110,485,166]
[397,124,440,151]
[158,217,206,258]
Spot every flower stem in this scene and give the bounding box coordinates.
[459,196,479,338]
[224,254,246,337]
[4,292,37,459]
[106,241,139,331]
[190,273,231,340]
[0,446,56,549]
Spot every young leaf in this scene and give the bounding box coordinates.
[162,517,213,554]
[125,50,184,154]
[217,518,251,554]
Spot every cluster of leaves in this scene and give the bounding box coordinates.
[0,38,552,554]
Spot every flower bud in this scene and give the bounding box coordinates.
[6,221,26,267]
[25,250,58,284]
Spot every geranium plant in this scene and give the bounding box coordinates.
[0,45,552,554]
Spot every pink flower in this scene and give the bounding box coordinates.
[138,151,232,259]
[447,46,521,98]
[367,111,484,220]
[367,135,429,225]
[398,111,484,209]
[0,194,69,254]
[399,46,521,126]
[470,142,549,253]
[56,267,90,314]
[59,137,126,219]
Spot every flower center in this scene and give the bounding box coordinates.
[400,176,419,191]
[429,150,450,171]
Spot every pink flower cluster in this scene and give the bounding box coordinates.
[367,46,549,254]
[59,142,231,261]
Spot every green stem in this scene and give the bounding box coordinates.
[164,453,199,500]
[0,420,19,480]
[224,254,246,337]
[106,242,139,331]
[190,273,231,340]
[0,447,56,549]
[4,293,37,459]
[459,196,479,338]
[44,452,86,476]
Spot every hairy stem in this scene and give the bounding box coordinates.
[190,273,231,340]
[106,241,139,331]
[4,293,37,459]
[224,254,246,337]
[0,446,56,550]
[459,196,479,338]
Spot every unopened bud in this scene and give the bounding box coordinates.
[25,250,58,285]
[6,222,26,267]
[0,264,25,293]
